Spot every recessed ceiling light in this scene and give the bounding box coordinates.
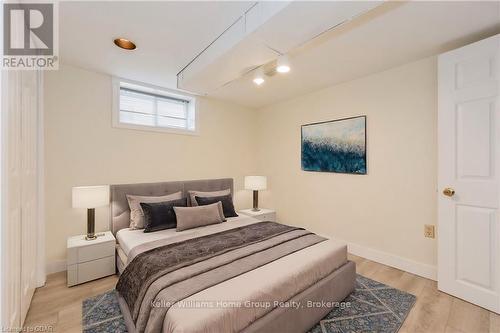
[253,68,265,85]
[276,55,290,73]
[114,38,136,50]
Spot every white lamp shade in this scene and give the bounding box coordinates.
[244,176,267,191]
[72,185,109,208]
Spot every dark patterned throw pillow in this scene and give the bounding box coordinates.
[195,194,238,218]
[140,197,187,232]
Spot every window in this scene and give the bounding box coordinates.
[113,79,197,134]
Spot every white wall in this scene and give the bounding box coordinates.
[256,57,438,278]
[44,64,257,271]
[45,58,439,279]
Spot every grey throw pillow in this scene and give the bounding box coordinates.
[174,202,225,231]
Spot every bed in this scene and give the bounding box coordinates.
[110,178,355,333]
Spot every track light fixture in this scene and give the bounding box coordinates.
[252,55,291,85]
[276,55,290,73]
[253,67,265,85]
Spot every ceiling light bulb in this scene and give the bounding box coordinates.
[276,55,290,73]
[253,68,265,85]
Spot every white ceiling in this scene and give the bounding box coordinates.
[60,1,500,109]
[177,1,382,95]
[210,1,500,108]
[59,1,254,88]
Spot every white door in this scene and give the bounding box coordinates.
[438,34,500,313]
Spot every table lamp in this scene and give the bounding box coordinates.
[244,176,267,211]
[72,185,109,240]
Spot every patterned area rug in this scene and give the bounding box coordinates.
[82,275,415,333]
[308,275,416,333]
[82,290,126,333]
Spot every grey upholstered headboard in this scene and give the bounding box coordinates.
[109,178,234,235]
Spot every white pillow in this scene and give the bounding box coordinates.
[126,191,183,229]
[188,189,230,206]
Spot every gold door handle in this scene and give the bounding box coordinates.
[443,188,455,197]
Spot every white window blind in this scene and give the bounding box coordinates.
[117,82,196,133]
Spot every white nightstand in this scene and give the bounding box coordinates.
[239,208,276,222]
[67,231,116,287]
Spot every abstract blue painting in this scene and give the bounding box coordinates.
[301,116,366,174]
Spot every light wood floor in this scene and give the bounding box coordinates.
[24,254,500,333]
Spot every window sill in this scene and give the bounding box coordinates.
[112,121,200,136]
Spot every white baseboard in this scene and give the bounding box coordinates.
[346,242,437,281]
[46,260,66,274]
[317,233,437,281]
[344,239,437,281]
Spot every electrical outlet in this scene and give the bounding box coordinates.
[424,224,435,238]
